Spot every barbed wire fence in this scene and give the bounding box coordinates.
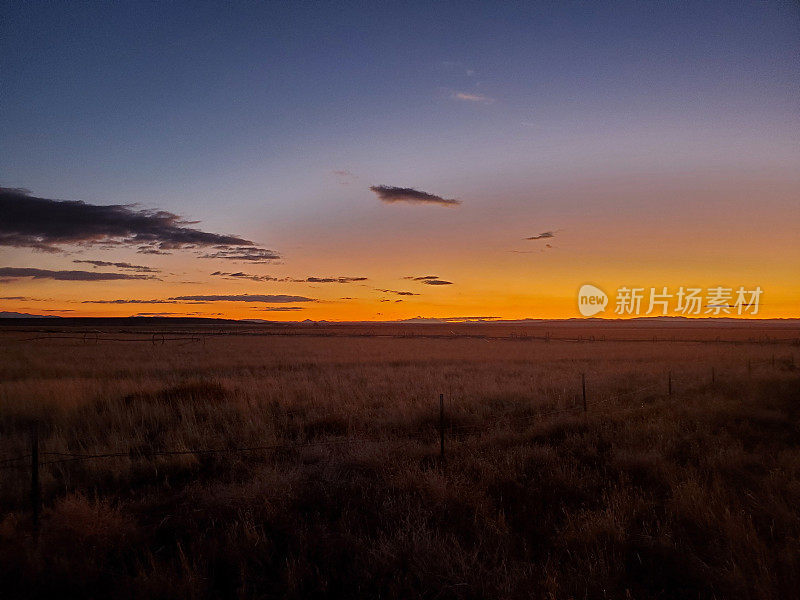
[0,355,795,538]
[3,329,799,346]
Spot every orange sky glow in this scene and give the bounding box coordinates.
[2,3,798,321]
[2,170,797,321]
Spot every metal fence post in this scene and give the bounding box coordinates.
[581,373,587,412]
[30,423,40,540]
[439,393,445,464]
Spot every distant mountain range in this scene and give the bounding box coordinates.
[0,313,798,326]
[0,311,60,319]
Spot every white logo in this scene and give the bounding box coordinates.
[578,284,608,317]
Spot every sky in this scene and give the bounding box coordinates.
[1,1,798,321]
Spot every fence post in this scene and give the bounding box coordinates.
[30,423,40,540]
[581,373,587,413]
[668,371,672,396]
[439,393,445,464]
[747,359,751,377]
[771,354,775,368]
[711,367,715,385]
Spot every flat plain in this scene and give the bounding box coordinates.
[1,321,799,599]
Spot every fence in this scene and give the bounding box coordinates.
[4,330,800,347]
[0,355,795,538]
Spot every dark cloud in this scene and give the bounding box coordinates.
[84,293,316,304]
[375,289,420,296]
[82,299,176,304]
[73,260,161,273]
[169,294,315,303]
[402,275,454,285]
[304,276,367,284]
[199,247,280,263]
[0,296,57,302]
[0,187,278,258]
[210,271,367,283]
[256,306,305,312]
[211,271,279,282]
[369,185,460,206]
[0,267,157,281]
[526,231,555,240]
[422,279,453,285]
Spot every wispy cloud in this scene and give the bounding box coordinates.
[210,271,367,283]
[370,185,460,206]
[256,306,306,312]
[421,279,453,285]
[452,92,494,104]
[526,231,555,240]
[83,294,315,304]
[168,294,315,303]
[83,299,176,304]
[73,259,160,273]
[403,275,454,285]
[331,169,358,185]
[199,247,280,263]
[375,289,420,296]
[0,187,276,258]
[439,61,476,77]
[0,267,158,281]
[304,276,367,283]
[211,271,280,282]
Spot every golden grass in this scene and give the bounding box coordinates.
[0,326,798,599]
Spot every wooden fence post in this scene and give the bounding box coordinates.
[439,393,445,464]
[668,371,672,396]
[30,423,40,540]
[711,367,715,385]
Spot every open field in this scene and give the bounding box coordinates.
[1,323,799,599]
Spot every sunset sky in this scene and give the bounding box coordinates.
[1,2,798,320]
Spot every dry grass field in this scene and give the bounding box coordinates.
[1,323,799,599]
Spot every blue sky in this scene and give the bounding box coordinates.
[1,1,798,319]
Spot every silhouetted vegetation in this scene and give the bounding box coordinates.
[0,326,798,599]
